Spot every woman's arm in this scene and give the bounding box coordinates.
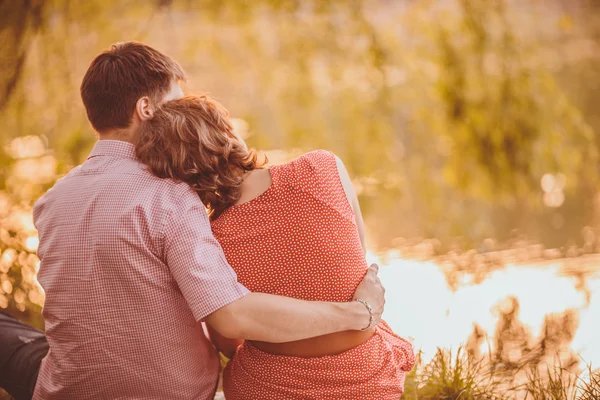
[335,156,367,253]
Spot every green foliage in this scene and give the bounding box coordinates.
[417,0,597,203]
[1,0,598,248]
[404,348,600,400]
[577,367,600,400]
[0,211,44,329]
[407,347,506,400]
[0,0,44,110]
[519,363,600,400]
[0,136,57,327]
[524,364,578,400]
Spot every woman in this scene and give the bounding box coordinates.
[136,94,415,399]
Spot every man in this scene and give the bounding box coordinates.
[4,42,385,400]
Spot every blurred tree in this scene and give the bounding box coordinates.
[0,0,44,111]
[423,0,596,202]
[378,0,599,246]
[0,0,599,328]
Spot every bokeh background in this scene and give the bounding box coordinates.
[1,0,600,398]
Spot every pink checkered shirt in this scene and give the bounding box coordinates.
[32,140,249,400]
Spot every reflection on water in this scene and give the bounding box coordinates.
[372,250,600,367]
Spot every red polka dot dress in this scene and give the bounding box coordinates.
[211,150,415,400]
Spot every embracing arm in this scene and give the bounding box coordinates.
[206,324,241,359]
[206,294,371,356]
[165,185,384,345]
[205,263,384,342]
[206,277,379,356]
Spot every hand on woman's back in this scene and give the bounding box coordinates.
[353,263,385,326]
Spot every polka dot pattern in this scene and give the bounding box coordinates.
[211,150,415,399]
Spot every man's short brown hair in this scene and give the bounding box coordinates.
[80,42,186,133]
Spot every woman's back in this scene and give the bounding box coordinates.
[211,150,367,304]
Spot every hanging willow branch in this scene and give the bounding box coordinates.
[0,0,45,111]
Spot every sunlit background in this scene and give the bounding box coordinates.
[2,0,600,398]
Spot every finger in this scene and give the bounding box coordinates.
[369,263,379,275]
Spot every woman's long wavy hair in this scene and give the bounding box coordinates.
[136,94,266,220]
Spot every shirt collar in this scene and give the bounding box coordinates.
[87,140,137,161]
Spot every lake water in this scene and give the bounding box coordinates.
[372,251,600,366]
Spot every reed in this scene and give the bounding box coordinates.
[403,348,600,400]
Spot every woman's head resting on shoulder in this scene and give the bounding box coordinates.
[136,94,267,220]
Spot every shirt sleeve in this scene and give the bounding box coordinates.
[163,187,249,321]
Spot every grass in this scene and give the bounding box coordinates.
[577,366,600,400]
[403,348,600,400]
[404,348,506,400]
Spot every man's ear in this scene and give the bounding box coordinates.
[135,96,154,121]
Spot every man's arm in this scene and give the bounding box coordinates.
[205,264,384,343]
[206,325,241,359]
[164,186,384,344]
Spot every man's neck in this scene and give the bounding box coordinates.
[98,127,137,143]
